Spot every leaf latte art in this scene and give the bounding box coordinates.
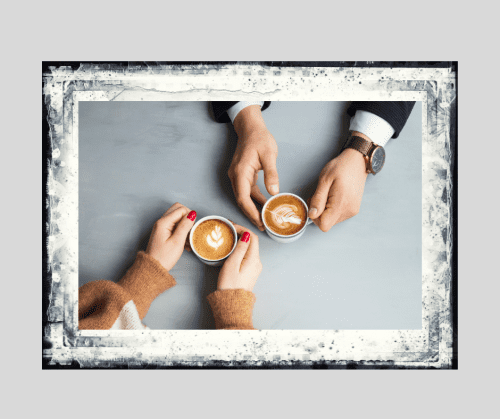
[206,225,224,249]
[264,194,307,236]
[192,219,235,260]
[270,204,302,229]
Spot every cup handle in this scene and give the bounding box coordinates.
[306,218,314,225]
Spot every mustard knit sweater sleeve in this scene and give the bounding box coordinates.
[78,251,256,330]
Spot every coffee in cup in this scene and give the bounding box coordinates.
[263,194,307,236]
[261,193,313,244]
[191,218,236,262]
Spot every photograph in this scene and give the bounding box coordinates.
[43,62,457,369]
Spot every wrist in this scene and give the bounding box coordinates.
[351,130,373,144]
[340,148,369,178]
[233,105,267,138]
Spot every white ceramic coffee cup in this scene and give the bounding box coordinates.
[189,215,238,266]
[261,193,313,244]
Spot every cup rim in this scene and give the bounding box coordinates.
[189,215,238,262]
[261,193,309,238]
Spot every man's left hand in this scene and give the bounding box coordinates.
[308,147,369,232]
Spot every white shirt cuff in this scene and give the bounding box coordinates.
[349,110,395,147]
[227,101,265,123]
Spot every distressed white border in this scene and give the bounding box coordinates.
[43,64,455,368]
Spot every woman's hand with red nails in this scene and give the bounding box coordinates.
[146,203,197,271]
[218,224,262,292]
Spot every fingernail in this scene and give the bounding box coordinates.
[309,207,317,217]
[242,232,250,243]
[270,185,279,195]
[187,210,197,221]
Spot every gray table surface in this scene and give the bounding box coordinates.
[79,101,422,330]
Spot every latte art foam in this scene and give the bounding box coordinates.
[264,195,307,236]
[206,225,224,249]
[268,204,303,228]
[192,219,235,261]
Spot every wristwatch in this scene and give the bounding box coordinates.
[342,133,386,175]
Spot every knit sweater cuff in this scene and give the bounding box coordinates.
[207,289,256,330]
[117,251,177,319]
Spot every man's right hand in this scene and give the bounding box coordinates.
[228,105,279,231]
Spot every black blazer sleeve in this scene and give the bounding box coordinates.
[211,101,272,123]
[346,101,415,139]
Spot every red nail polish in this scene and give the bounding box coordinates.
[242,232,250,243]
[187,210,197,221]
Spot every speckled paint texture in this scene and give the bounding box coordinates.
[43,63,456,368]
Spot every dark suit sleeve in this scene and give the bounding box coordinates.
[346,101,415,139]
[211,101,271,123]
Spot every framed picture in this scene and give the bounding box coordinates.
[42,62,457,369]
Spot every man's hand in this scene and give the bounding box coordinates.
[228,105,279,231]
[308,132,370,232]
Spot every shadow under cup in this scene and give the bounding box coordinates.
[189,216,238,266]
[261,193,313,244]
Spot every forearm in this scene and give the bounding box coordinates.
[347,102,415,140]
[79,251,177,330]
[233,105,268,138]
[207,289,256,330]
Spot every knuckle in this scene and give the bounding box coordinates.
[319,175,331,186]
[348,207,359,217]
[233,164,245,175]
[318,220,331,233]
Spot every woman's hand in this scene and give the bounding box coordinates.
[146,202,197,271]
[218,224,262,292]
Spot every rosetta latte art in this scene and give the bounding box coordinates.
[269,204,302,229]
[206,225,224,249]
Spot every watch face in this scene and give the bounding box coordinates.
[371,147,386,173]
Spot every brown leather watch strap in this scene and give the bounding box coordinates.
[343,135,373,156]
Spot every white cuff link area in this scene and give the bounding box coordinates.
[227,101,265,123]
[349,110,395,147]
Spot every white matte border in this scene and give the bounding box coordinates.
[43,64,455,368]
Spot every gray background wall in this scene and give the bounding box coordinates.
[79,101,422,330]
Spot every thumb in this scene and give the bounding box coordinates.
[171,210,197,242]
[224,231,251,270]
[261,154,279,195]
[309,177,332,219]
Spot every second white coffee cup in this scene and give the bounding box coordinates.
[261,193,313,244]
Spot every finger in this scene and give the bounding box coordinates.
[243,230,259,262]
[232,223,246,234]
[225,230,251,270]
[171,210,197,242]
[161,202,184,218]
[233,176,264,230]
[156,206,190,239]
[308,177,332,219]
[315,199,343,233]
[250,184,267,206]
[261,154,279,195]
